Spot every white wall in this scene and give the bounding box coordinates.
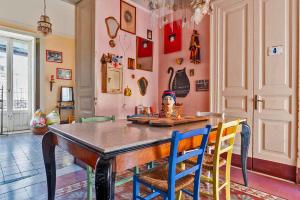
[0,0,75,37]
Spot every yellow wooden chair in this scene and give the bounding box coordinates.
[184,120,240,200]
[201,120,240,200]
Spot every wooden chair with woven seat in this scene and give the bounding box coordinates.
[186,120,240,200]
[80,115,142,200]
[80,116,123,200]
[133,125,211,200]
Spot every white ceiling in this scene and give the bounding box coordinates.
[0,0,75,37]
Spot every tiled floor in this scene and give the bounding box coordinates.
[0,133,81,199]
[0,133,74,185]
[0,133,300,200]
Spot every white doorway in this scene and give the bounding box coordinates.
[0,30,34,132]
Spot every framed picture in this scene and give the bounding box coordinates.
[136,36,153,72]
[164,20,182,54]
[56,68,72,80]
[46,50,63,63]
[120,0,136,34]
[147,29,152,40]
[196,80,209,92]
[128,58,135,70]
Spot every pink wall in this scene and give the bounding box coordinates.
[158,15,210,115]
[95,0,210,118]
[95,0,159,119]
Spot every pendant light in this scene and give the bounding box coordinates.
[37,0,52,36]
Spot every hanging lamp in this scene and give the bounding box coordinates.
[148,0,212,28]
[37,0,52,36]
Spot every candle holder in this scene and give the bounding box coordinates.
[49,75,55,91]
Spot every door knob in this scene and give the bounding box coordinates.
[254,95,265,110]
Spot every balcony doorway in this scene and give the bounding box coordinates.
[0,30,35,133]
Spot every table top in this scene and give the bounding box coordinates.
[49,117,242,155]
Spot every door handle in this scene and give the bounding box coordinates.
[7,89,11,93]
[254,95,265,110]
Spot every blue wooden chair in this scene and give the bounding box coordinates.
[133,125,211,200]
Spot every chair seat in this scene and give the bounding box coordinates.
[138,165,194,193]
[186,154,227,170]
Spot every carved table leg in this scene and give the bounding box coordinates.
[95,157,116,200]
[42,132,57,200]
[240,122,251,186]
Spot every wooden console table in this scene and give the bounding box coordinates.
[42,117,250,200]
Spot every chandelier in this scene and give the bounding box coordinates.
[148,0,212,28]
[37,0,52,36]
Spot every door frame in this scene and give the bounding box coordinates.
[297,0,300,184]
[0,26,46,132]
[0,33,34,131]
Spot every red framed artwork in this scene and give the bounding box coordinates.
[46,50,63,63]
[164,20,182,54]
[137,37,153,58]
[56,68,72,80]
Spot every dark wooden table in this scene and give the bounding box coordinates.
[42,118,250,200]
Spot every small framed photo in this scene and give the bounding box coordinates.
[147,29,152,40]
[46,50,63,63]
[196,80,209,92]
[128,58,135,70]
[56,68,72,80]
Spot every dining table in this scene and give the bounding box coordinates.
[42,117,251,200]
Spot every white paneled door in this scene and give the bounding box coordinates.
[0,36,33,132]
[212,0,298,168]
[211,0,254,158]
[253,0,297,166]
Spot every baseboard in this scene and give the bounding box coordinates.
[297,168,300,184]
[231,153,252,169]
[252,158,296,182]
[230,153,297,182]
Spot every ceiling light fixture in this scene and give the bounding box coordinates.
[147,0,212,28]
[37,0,52,36]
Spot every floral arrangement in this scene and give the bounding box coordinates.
[30,109,47,128]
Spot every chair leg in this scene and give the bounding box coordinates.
[133,175,140,200]
[175,191,182,200]
[213,166,220,200]
[225,150,233,200]
[225,164,231,200]
[86,166,93,200]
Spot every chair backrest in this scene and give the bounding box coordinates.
[168,125,211,198]
[214,120,240,170]
[80,115,115,123]
[196,112,225,119]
